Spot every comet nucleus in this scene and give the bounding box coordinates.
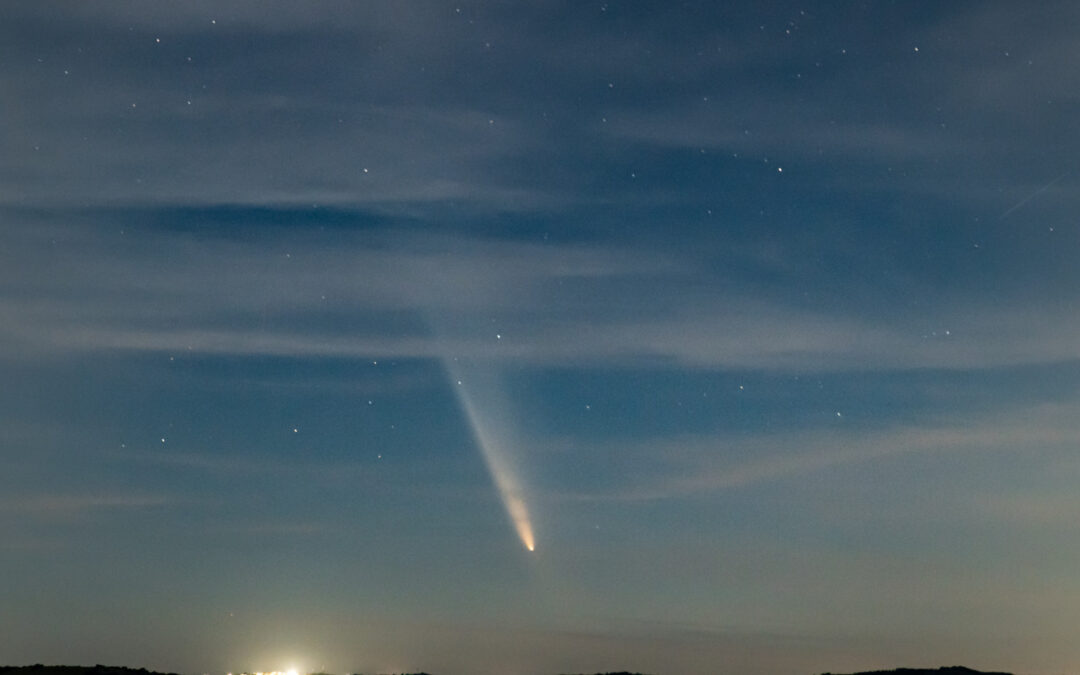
[448,362,537,553]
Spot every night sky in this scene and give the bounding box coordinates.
[4,3,1080,675]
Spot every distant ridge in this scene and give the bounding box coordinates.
[821,667,1013,675]
[0,668,435,675]
[1,666,1007,675]
[0,667,180,675]
[0,668,652,675]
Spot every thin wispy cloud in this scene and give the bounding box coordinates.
[3,217,1080,371]
[0,493,174,517]
[546,400,1080,503]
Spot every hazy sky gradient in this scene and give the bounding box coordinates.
[4,3,1080,674]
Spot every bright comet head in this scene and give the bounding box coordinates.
[448,362,539,554]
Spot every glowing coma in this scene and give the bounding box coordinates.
[450,367,536,552]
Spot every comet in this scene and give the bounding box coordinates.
[448,362,536,553]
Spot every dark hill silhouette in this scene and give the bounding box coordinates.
[0,665,1010,675]
[0,669,436,675]
[0,667,180,675]
[0,669,442,675]
[822,668,1013,675]
[0,669,651,675]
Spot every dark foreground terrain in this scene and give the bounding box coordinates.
[823,668,1013,675]
[0,667,645,675]
[0,665,1014,675]
[0,668,182,675]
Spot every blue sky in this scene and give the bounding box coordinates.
[3,3,1080,674]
